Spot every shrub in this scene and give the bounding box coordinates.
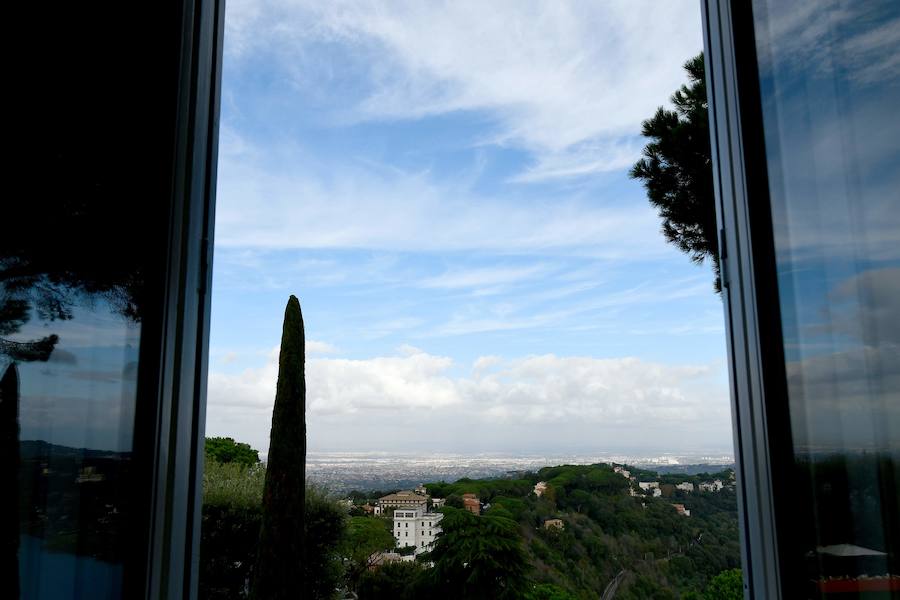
[201,462,265,599]
[358,561,426,600]
[303,485,348,599]
[201,503,262,600]
[204,460,265,508]
[200,462,347,600]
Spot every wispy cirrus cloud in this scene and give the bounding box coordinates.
[418,264,550,291]
[215,137,671,258]
[223,0,703,181]
[755,1,900,85]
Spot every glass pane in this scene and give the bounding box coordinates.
[1,199,161,599]
[751,0,900,596]
[4,0,196,592]
[3,4,175,591]
[204,2,740,599]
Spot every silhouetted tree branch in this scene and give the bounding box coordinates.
[631,53,720,292]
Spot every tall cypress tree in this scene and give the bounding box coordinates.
[252,296,306,599]
[1,364,20,598]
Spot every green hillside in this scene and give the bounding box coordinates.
[421,463,741,599]
[200,456,741,599]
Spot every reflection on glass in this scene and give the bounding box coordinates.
[752,0,900,596]
[2,198,150,597]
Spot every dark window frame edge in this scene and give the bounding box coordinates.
[702,1,799,597]
[143,0,225,598]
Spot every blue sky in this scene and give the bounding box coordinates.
[206,1,734,456]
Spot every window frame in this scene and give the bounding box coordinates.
[139,0,225,597]
[702,1,811,598]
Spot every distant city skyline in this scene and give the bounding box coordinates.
[206,0,733,457]
[305,450,736,493]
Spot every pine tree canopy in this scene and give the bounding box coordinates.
[630,53,720,292]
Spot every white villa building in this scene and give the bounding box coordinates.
[639,482,662,497]
[394,508,443,555]
[375,490,428,515]
[699,480,725,492]
[676,482,695,493]
[613,466,632,479]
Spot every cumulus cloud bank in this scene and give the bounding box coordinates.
[206,347,731,456]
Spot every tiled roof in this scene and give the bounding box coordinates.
[379,491,428,503]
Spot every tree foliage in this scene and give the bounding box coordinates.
[428,507,530,600]
[203,460,266,509]
[524,583,579,600]
[1,189,156,362]
[342,516,396,592]
[444,493,464,509]
[201,460,347,600]
[206,437,261,467]
[303,486,348,599]
[252,296,308,600]
[630,53,719,291]
[201,503,263,600]
[704,568,743,600]
[358,561,426,600]
[421,463,740,599]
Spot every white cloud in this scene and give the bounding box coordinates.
[786,343,900,452]
[755,1,900,86]
[510,141,643,183]
[308,352,460,415]
[396,344,425,357]
[215,145,670,258]
[205,347,730,455]
[473,355,502,372]
[214,2,703,259]
[224,0,703,180]
[418,264,549,290]
[425,273,713,337]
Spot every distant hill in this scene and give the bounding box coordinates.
[19,440,131,460]
[651,463,734,476]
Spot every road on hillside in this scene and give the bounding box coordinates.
[601,569,626,600]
